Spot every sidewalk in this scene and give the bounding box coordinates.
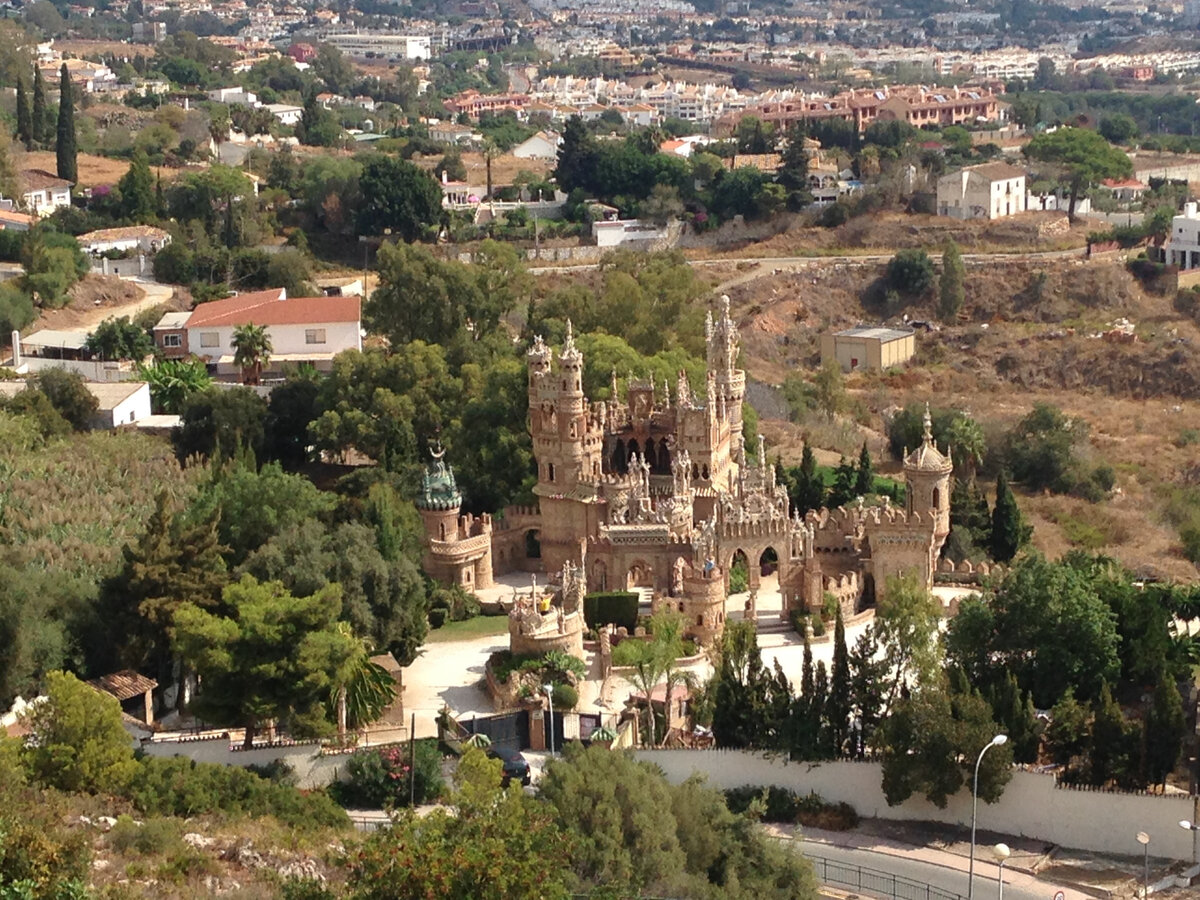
[764,819,1144,900]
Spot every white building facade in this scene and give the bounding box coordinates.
[936,162,1027,220]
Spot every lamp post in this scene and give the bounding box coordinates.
[542,683,555,756]
[1136,832,1150,898]
[992,843,1010,900]
[968,734,1008,900]
[1181,820,1199,865]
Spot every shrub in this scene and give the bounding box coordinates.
[428,608,447,629]
[583,591,639,631]
[886,249,935,296]
[1182,525,1200,564]
[728,557,749,593]
[108,815,183,856]
[723,786,858,830]
[788,608,809,634]
[551,683,578,710]
[332,740,444,809]
[821,591,839,622]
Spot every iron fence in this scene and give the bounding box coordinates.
[805,853,967,900]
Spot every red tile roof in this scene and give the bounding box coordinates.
[187,290,361,328]
[88,670,158,701]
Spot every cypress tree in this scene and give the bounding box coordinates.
[990,472,1025,563]
[854,440,873,497]
[32,67,47,147]
[55,64,77,184]
[813,660,832,758]
[938,237,965,321]
[1144,671,1186,788]
[15,75,31,149]
[828,605,851,757]
[117,149,154,220]
[792,443,825,514]
[1088,681,1131,787]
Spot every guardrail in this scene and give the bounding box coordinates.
[805,853,967,900]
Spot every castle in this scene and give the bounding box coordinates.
[418,295,952,645]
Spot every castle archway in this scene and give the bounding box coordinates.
[611,439,627,474]
[644,438,657,471]
[727,549,750,594]
[524,529,541,560]
[591,559,609,592]
[626,560,653,589]
[627,439,640,467]
[657,444,671,475]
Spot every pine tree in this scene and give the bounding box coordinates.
[1144,671,1186,788]
[554,114,595,193]
[32,67,47,147]
[848,627,886,755]
[829,456,857,508]
[938,238,965,322]
[812,659,832,758]
[828,605,851,757]
[990,472,1026,563]
[1088,681,1132,787]
[15,75,32,150]
[854,441,873,497]
[55,64,77,184]
[117,149,154,221]
[791,443,825,515]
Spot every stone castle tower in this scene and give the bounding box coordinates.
[903,404,952,542]
[416,446,494,591]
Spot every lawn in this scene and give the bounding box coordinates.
[424,615,510,643]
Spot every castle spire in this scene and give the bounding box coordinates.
[922,401,933,446]
[560,318,581,362]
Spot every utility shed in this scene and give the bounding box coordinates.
[821,325,916,372]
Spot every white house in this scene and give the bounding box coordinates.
[9,169,72,217]
[936,162,1027,220]
[264,103,304,126]
[1167,201,1200,270]
[207,87,260,107]
[77,226,172,256]
[0,380,151,428]
[593,219,668,249]
[153,288,363,377]
[512,131,560,160]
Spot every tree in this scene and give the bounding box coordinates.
[20,670,139,794]
[709,620,790,750]
[118,149,156,221]
[21,229,88,306]
[1144,671,1186,788]
[31,368,96,430]
[85,315,154,361]
[173,574,359,747]
[790,443,825,514]
[874,573,942,714]
[639,183,684,225]
[32,66,48,148]
[1045,687,1089,767]
[230,323,272,386]
[1088,681,1135,787]
[174,385,267,461]
[55,63,76,185]
[15,75,32,150]
[777,122,811,196]
[938,238,965,321]
[880,679,1013,808]
[828,605,851,756]
[298,92,343,147]
[1099,113,1138,145]
[349,748,572,900]
[989,472,1028,563]
[887,249,935,296]
[1024,127,1132,219]
[434,147,467,183]
[365,242,483,346]
[482,138,499,200]
[848,626,887,755]
[554,114,596,193]
[813,358,845,418]
[136,358,213,414]
[854,441,873,497]
[356,154,442,241]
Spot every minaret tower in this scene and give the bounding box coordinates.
[705,294,746,445]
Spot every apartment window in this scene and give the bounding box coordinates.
[305,328,327,344]
[199,332,219,348]
[162,333,182,348]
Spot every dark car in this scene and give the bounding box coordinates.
[486,746,531,786]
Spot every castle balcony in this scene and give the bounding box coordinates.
[429,532,492,560]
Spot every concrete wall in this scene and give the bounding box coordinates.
[189,320,361,364]
[18,356,135,383]
[634,750,1200,861]
[140,736,352,789]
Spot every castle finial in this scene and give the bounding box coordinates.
[922,402,933,445]
[560,319,581,362]
[611,367,618,398]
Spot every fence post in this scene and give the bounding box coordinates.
[892,872,898,900]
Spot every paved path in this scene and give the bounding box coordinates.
[785,828,1096,900]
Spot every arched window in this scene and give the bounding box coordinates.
[548,463,555,482]
[933,488,941,509]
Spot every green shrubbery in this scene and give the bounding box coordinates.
[723,785,859,830]
[583,591,639,631]
[331,739,444,808]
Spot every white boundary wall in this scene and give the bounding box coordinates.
[140,736,351,789]
[635,750,1200,861]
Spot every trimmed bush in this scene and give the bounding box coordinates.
[724,786,858,830]
[428,608,447,629]
[551,683,578,711]
[583,591,639,631]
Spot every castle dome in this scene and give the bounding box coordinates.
[904,403,952,474]
[417,445,462,510]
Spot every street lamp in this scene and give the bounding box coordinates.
[542,683,555,756]
[1136,832,1150,898]
[992,843,1010,900]
[968,734,1008,900]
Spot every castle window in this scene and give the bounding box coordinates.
[933,488,940,508]
[548,463,555,482]
[439,523,447,540]
[702,464,709,480]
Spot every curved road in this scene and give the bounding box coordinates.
[796,840,1087,900]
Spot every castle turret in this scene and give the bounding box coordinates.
[903,404,953,541]
[416,444,462,544]
[416,446,495,590]
[706,294,745,443]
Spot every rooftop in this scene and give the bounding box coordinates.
[835,325,915,342]
[20,329,90,350]
[185,289,362,329]
[87,670,158,702]
[21,168,73,191]
[77,225,171,244]
[961,162,1027,181]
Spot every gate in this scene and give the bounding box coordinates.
[463,711,529,753]
[544,710,565,751]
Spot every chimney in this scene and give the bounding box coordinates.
[1188,202,1198,218]
[11,330,19,368]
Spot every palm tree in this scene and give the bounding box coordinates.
[623,641,669,748]
[208,108,231,161]
[482,138,499,200]
[231,323,272,385]
[329,625,397,745]
[946,413,986,479]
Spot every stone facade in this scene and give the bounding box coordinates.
[416,446,494,591]
[508,561,586,659]
[418,295,953,646]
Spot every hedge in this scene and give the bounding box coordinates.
[583,591,639,631]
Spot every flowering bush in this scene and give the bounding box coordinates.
[333,740,444,809]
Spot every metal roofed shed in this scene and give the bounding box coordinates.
[821,325,916,372]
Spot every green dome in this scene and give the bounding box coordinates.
[418,447,462,510]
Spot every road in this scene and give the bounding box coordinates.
[528,246,1088,277]
[796,839,1086,900]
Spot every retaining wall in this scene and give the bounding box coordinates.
[634,750,1200,860]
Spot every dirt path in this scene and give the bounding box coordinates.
[35,279,177,333]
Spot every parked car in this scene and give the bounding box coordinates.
[486,746,531,786]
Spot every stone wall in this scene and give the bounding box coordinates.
[140,736,351,789]
[635,749,1200,860]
